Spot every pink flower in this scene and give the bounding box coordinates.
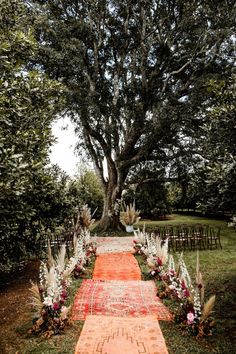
[53,317,60,323]
[169,269,175,277]
[187,312,195,324]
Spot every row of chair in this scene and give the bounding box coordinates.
[149,224,222,251]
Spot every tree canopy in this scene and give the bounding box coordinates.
[30,0,235,229]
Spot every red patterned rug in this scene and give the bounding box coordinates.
[93,253,141,280]
[75,315,169,354]
[72,280,172,321]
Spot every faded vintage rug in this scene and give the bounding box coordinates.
[92,253,141,280]
[74,315,169,354]
[72,280,172,321]
[95,237,134,254]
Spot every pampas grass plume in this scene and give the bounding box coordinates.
[200,295,216,323]
[47,240,54,268]
[56,244,66,271]
[29,281,43,314]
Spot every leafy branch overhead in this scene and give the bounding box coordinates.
[31,0,235,229]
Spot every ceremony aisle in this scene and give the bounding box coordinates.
[72,237,171,354]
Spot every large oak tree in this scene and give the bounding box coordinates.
[31,0,235,229]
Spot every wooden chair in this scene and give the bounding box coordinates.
[174,225,191,251]
[190,224,207,250]
[206,227,222,249]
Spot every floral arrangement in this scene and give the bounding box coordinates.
[132,228,170,268]
[143,242,216,337]
[73,230,97,278]
[29,244,74,337]
[146,234,169,263]
[73,236,87,279]
[29,232,97,337]
[147,255,165,280]
[120,203,141,226]
[168,255,216,337]
[133,226,148,254]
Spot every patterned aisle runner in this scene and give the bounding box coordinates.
[72,279,172,321]
[74,315,168,354]
[92,253,141,280]
[95,237,134,254]
[73,241,170,353]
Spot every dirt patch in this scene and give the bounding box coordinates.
[0,260,40,354]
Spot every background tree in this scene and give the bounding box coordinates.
[190,75,236,214]
[31,0,235,230]
[0,0,69,270]
[67,168,104,219]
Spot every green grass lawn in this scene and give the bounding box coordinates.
[15,214,236,353]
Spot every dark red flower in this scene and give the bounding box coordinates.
[183,289,190,297]
[181,279,186,289]
[53,303,60,310]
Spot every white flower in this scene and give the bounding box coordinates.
[143,248,149,256]
[43,296,53,307]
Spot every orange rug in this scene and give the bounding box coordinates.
[93,253,141,280]
[75,315,169,354]
[72,280,172,321]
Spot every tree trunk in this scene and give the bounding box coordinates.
[96,165,126,231]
